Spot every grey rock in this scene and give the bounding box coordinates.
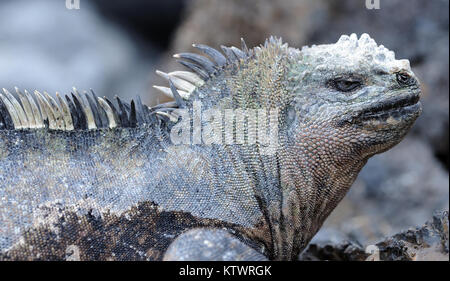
[375,210,449,261]
[301,210,449,261]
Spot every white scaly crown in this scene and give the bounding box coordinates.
[300,33,411,74]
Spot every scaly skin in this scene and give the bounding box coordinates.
[0,34,421,260]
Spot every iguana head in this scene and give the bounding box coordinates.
[285,33,421,162]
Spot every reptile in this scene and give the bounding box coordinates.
[0,33,422,261]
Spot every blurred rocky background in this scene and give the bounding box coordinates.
[0,0,448,260]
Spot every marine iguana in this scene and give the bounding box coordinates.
[0,34,421,261]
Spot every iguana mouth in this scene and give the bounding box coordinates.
[360,94,420,117]
[338,91,421,126]
[357,92,421,122]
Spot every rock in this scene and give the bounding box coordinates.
[168,0,325,50]
[90,0,186,49]
[299,228,367,261]
[301,210,449,261]
[375,210,449,261]
[299,241,367,261]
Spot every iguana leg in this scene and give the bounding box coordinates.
[163,228,268,261]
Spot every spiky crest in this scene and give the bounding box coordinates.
[0,37,289,131]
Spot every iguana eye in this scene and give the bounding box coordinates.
[332,79,361,92]
[396,72,413,86]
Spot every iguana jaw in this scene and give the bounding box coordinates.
[354,89,422,127]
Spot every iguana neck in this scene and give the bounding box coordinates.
[271,130,369,259]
